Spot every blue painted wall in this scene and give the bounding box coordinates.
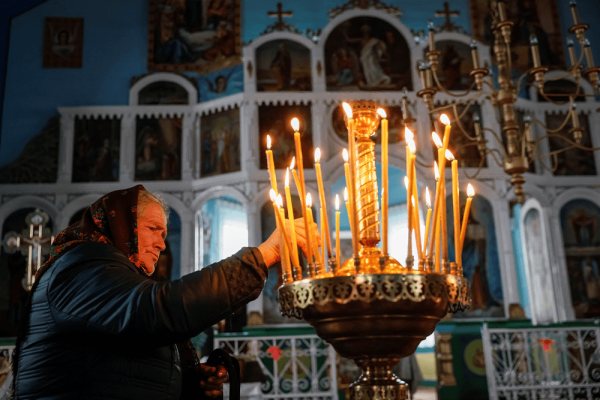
[1,0,599,167]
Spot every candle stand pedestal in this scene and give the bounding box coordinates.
[279,274,470,400]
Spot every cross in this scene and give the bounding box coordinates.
[434,2,460,31]
[267,3,293,30]
[2,209,54,291]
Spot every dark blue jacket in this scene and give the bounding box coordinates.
[14,242,266,399]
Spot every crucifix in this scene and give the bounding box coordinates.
[434,2,460,31]
[267,2,293,31]
[2,209,54,291]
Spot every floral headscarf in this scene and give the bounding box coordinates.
[43,184,152,275]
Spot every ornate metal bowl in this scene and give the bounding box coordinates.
[279,273,470,400]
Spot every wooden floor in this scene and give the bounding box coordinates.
[412,386,437,400]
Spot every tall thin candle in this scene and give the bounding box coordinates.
[378,108,389,256]
[459,184,475,255]
[266,135,278,196]
[335,194,341,271]
[291,118,306,201]
[423,187,432,259]
[449,150,460,266]
[306,193,317,275]
[343,103,360,262]
[284,167,300,274]
[342,148,358,257]
[270,190,293,281]
[314,148,332,258]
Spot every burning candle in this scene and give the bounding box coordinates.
[278,199,292,281]
[320,206,326,268]
[460,184,475,256]
[342,148,358,259]
[270,189,293,281]
[404,175,413,261]
[343,103,360,261]
[306,193,318,275]
[343,187,354,242]
[314,148,332,258]
[440,114,452,152]
[284,168,300,274]
[266,135,278,196]
[290,157,302,199]
[406,134,422,261]
[433,163,441,273]
[447,150,460,266]
[423,187,432,259]
[428,132,444,259]
[378,108,389,256]
[291,118,306,201]
[335,194,340,271]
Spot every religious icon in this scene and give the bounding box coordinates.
[148,0,242,74]
[259,104,313,170]
[138,81,191,105]
[135,117,182,181]
[448,194,505,318]
[469,0,564,73]
[432,104,486,169]
[256,39,312,92]
[560,199,600,318]
[72,117,121,182]
[324,17,412,91]
[424,40,473,91]
[199,65,243,102]
[200,107,241,177]
[43,17,84,68]
[546,112,595,176]
[332,105,403,144]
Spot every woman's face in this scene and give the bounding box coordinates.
[137,202,167,274]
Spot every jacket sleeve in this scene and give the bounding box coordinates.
[47,247,267,345]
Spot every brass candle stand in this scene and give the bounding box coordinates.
[278,101,471,400]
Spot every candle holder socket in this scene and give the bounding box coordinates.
[450,262,457,275]
[425,258,434,273]
[405,256,414,271]
[418,259,425,272]
[328,258,337,275]
[307,263,316,278]
[442,260,451,274]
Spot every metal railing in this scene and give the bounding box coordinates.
[482,322,600,400]
[215,333,337,400]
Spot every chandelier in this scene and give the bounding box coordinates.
[417,0,600,203]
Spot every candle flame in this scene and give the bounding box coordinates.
[267,135,272,149]
[377,108,387,118]
[290,156,295,170]
[277,194,284,208]
[291,118,300,132]
[335,194,340,211]
[440,114,451,126]
[426,187,431,207]
[405,127,414,142]
[406,135,416,153]
[432,132,443,148]
[285,168,290,187]
[467,183,475,197]
[342,102,353,119]
[445,149,455,161]
[342,148,349,162]
[315,147,321,163]
[344,187,348,202]
[306,192,312,207]
[434,162,440,181]
[270,189,276,202]
[404,176,409,189]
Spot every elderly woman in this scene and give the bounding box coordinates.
[11,185,313,400]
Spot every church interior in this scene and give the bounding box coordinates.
[1,0,600,399]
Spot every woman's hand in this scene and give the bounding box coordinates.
[198,363,227,398]
[258,217,321,267]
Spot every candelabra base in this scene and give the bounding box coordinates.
[350,359,408,400]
